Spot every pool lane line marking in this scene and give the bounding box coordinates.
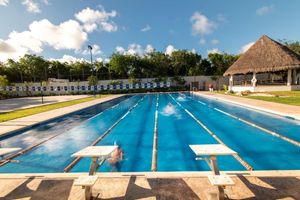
[64,95,146,172]
[0,96,138,167]
[168,94,253,171]
[185,95,206,105]
[151,94,159,172]
[186,95,300,147]
[197,101,206,105]
[0,131,66,167]
[87,95,136,122]
[213,108,300,147]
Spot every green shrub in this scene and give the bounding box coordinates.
[223,84,228,91]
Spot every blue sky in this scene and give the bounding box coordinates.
[0,0,300,62]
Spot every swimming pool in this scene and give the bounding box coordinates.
[0,92,299,173]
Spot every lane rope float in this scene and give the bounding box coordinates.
[64,96,145,172]
[151,94,159,171]
[168,93,253,171]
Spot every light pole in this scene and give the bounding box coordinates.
[88,45,96,97]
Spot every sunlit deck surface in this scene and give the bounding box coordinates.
[196,92,300,120]
[0,172,299,199]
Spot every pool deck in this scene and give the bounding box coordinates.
[0,94,124,138]
[196,92,300,120]
[0,171,299,199]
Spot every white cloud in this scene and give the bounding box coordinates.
[96,57,103,62]
[207,48,221,54]
[116,46,125,54]
[0,30,43,61]
[0,39,26,61]
[78,44,102,56]
[22,0,41,13]
[145,44,154,54]
[75,7,118,33]
[211,39,219,45]
[127,43,143,56]
[104,58,110,63]
[1,0,48,12]
[165,45,176,56]
[256,5,275,16]
[115,44,154,56]
[0,19,88,62]
[199,38,206,45]
[50,55,87,63]
[141,25,151,32]
[0,0,9,6]
[240,42,254,53]
[29,19,87,50]
[8,31,43,53]
[191,12,217,35]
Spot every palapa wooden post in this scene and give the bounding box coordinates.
[287,69,292,86]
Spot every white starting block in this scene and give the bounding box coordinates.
[74,175,98,188]
[208,175,234,186]
[72,146,118,200]
[0,148,21,157]
[190,144,236,200]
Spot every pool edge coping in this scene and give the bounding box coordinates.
[0,170,300,179]
[194,92,300,121]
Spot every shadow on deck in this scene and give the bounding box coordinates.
[0,175,300,200]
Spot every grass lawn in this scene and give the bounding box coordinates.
[0,95,111,122]
[243,91,300,106]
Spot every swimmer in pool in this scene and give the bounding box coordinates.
[108,143,124,172]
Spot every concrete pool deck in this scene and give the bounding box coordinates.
[0,95,124,138]
[195,92,300,120]
[0,171,299,199]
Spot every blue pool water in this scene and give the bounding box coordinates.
[0,92,300,173]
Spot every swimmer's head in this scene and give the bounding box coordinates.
[114,141,122,148]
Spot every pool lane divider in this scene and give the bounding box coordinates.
[183,93,206,105]
[0,96,137,167]
[0,132,66,167]
[151,94,159,172]
[63,95,145,173]
[168,94,253,171]
[189,93,300,147]
[213,108,300,147]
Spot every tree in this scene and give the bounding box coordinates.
[109,53,132,78]
[19,54,49,82]
[48,60,70,79]
[170,50,202,76]
[207,53,239,90]
[147,51,170,78]
[69,61,92,81]
[281,40,300,55]
[88,75,98,86]
[6,59,23,83]
[208,53,239,76]
[0,75,9,90]
[88,75,98,97]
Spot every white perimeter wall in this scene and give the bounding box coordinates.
[1,76,230,96]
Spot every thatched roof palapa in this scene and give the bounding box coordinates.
[224,35,300,76]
